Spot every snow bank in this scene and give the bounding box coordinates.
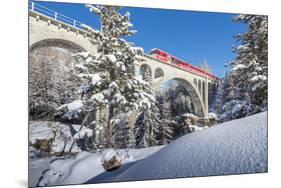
[114,112,267,182]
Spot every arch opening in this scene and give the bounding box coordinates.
[30,38,87,54]
[154,68,164,78]
[29,39,84,120]
[155,78,205,117]
[139,64,152,82]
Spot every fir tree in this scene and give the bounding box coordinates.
[231,15,268,109]
[134,104,162,148]
[60,4,161,151]
[220,14,267,121]
[214,79,224,115]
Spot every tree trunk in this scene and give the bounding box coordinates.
[68,112,91,153]
[106,105,114,148]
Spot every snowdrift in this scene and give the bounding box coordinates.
[111,112,267,182]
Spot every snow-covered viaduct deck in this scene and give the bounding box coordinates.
[28,2,218,116]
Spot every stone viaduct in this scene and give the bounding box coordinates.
[29,2,218,117]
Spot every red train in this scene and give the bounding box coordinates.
[150,48,218,80]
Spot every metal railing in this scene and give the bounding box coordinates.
[29,1,85,30]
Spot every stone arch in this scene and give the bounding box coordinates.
[154,68,164,78]
[140,64,152,81]
[157,78,205,117]
[29,38,87,54]
[29,39,85,120]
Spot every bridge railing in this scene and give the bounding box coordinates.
[29,1,84,30]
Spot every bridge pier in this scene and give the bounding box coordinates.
[204,76,209,117]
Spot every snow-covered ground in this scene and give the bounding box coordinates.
[29,156,55,187]
[29,112,267,187]
[29,146,165,187]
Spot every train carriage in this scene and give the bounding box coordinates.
[150,48,218,80]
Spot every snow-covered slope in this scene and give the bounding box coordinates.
[35,112,267,187]
[112,112,267,182]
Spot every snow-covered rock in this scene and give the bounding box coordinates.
[29,122,54,144]
[29,121,93,154]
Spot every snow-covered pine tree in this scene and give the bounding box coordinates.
[219,15,267,121]
[219,70,254,122]
[223,71,238,103]
[29,55,58,120]
[134,104,162,148]
[231,15,268,109]
[111,112,136,149]
[29,50,77,121]
[159,119,174,144]
[61,4,161,150]
[214,79,224,115]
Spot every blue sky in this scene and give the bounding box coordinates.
[33,1,247,77]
